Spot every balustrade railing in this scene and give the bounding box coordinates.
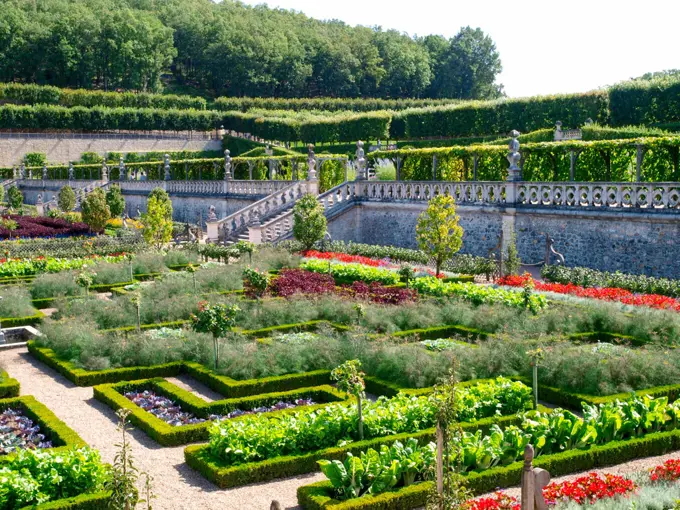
[227,180,293,195]
[517,182,680,211]
[361,181,507,204]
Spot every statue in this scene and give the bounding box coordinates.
[307,144,317,181]
[507,130,522,181]
[207,205,218,222]
[37,193,43,205]
[355,141,367,180]
[68,162,74,181]
[119,156,126,181]
[42,165,48,180]
[164,154,171,181]
[224,150,232,180]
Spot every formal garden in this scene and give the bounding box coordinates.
[0,173,677,510]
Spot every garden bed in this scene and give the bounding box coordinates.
[93,377,346,446]
[0,396,85,458]
[297,428,680,509]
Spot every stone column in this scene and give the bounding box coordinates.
[473,154,479,181]
[505,130,522,205]
[20,163,26,180]
[306,144,319,196]
[224,150,232,181]
[164,154,171,181]
[432,155,437,181]
[569,150,577,181]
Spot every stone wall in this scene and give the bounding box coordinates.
[327,201,680,278]
[0,135,222,166]
[19,181,257,225]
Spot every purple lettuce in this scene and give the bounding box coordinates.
[0,409,52,454]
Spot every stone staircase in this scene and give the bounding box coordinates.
[206,180,313,244]
[41,180,111,213]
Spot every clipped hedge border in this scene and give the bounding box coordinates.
[1,312,44,328]
[27,342,335,396]
[26,492,111,510]
[184,412,522,489]
[513,376,680,409]
[567,331,644,347]
[298,427,680,509]
[0,396,86,459]
[389,324,488,342]
[0,370,20,398]
[93,378,347,446]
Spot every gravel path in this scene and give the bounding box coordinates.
[1,347,324,510]
[165,374,223,402]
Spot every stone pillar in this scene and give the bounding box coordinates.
[28,166,32,180]
[248,161,254,180]
[396,156,402,181]
[306,145,319,196]
[248,211,263,244]
[19,163,25,180]
[355,141,367,181]
[432,155,437,181]
[507,130,522,182]
[206,221,219,242]
[554,120,563,142]
[473,154,478,181]
[164,154,171,181]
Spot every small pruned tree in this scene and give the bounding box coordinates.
[331,360,366,440]
[7,186,23,211]
[75,270,96,296]
[142,188,173,249]
[81,188,111,232]
[505,228,521,276]
[292,193,326,250]
[416,194,463,277]
[106,184,126,218]
[58,186,77,212]
[191,302,241,370]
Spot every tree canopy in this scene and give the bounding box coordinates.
[0,0,503,99]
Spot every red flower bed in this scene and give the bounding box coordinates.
[302,250,385,267]
[499,274,680,312]
[542,473,636,505]
[0,215,90,239]
[272,269,416,305]
[463,491,519,510]
[650,458,680,482]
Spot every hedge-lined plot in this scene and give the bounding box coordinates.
[93,378,346,446]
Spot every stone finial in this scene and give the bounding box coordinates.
[265,145,273,157]
[207,205,218,222]
[27,165,32,180]
[20,163,25,180]
[164,154,171,181]
[307,144,317,181]
[585,118,594,125]
[355,140,367,181]
[68,162,74,180]
[224,149,232,181]
[37,193,43,205]
[119,156,126,181]
[42,164,48,180]
[506,130,522,181]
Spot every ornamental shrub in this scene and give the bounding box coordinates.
[293,194,327,250]
[142,188,173,249]
[58,185,76,212]
[106,184,126,218]
[6,186,22,210]
[416,195,463,277]
[81,188,110,233]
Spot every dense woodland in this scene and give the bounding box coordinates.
[0,0,504,100]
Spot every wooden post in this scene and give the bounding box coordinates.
[435,423,444,498]
[520,445,535,510]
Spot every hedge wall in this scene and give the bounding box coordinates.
[390,92,610,140]
[214,97,460,113]
[0,82,206,110]
[93,378,346,446]
[369,136,680,181]
[297,427,680,509]
[609,77,680,127]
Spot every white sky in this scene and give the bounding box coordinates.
[238,0,680,98]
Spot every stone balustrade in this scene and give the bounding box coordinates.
[166,180,225,195]
[517,182,680,211]
[227,180,293,195]
[361,181,507,204]
[207,180,309,242]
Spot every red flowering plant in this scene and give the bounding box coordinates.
[650,458,680,482]
[499,274,680,313]
[542,473,636,505]
[302,250,446,278]
[463,491,519,510]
